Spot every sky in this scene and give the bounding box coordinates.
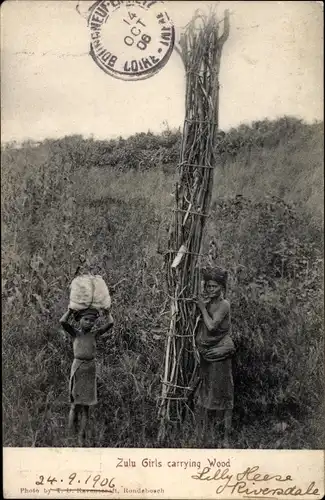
[1,0,323,143]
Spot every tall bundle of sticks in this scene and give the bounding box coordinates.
[158,9,230,442]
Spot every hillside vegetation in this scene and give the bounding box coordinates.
[2,117,324,448]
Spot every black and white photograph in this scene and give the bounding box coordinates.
[2,0,324,498]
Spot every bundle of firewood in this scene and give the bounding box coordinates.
[158,9,230,442]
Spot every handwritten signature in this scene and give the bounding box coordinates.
[191,466,320,497]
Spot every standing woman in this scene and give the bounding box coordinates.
[195,268,235,447]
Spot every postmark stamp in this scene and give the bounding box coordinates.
[88,0,175,81]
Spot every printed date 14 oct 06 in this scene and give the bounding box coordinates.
[35,473,115,489]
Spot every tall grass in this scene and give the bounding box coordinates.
[2,117,324,448]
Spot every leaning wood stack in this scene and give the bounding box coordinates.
[158,9,230,442]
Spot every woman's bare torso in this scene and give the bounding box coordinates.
[197,298,230,347]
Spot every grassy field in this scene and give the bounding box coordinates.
[2,117,324,448]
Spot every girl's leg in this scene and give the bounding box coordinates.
[223,409,232,448]
[202,408,210,447]
[209,410,223,448]
[68,404,79,433]
[78,406,90,446]
[196,406,207,447]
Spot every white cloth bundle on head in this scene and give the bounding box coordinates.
[69,275,111,311]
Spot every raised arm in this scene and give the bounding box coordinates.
[94,313,114,337]
[197,299,229,333]
[59,309,77,337]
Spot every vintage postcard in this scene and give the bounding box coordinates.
[1,0,324,499]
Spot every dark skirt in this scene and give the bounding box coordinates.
[69,358,97,406]
[196,357,234,411]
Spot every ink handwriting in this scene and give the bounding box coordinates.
[35,473,115,490]
[191,466,319,497]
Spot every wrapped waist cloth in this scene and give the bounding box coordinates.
[69,358,97,405]
[198,334,235,362]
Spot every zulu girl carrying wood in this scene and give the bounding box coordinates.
[60,308,114,446]
[60,273,113,445]
[195,267,235,448]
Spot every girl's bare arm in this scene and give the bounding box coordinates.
[59,309,77,337]
[94,314,114,337]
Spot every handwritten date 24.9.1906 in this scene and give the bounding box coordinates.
[35,473,115,489]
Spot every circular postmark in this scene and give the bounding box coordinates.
[88,0,175,81]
